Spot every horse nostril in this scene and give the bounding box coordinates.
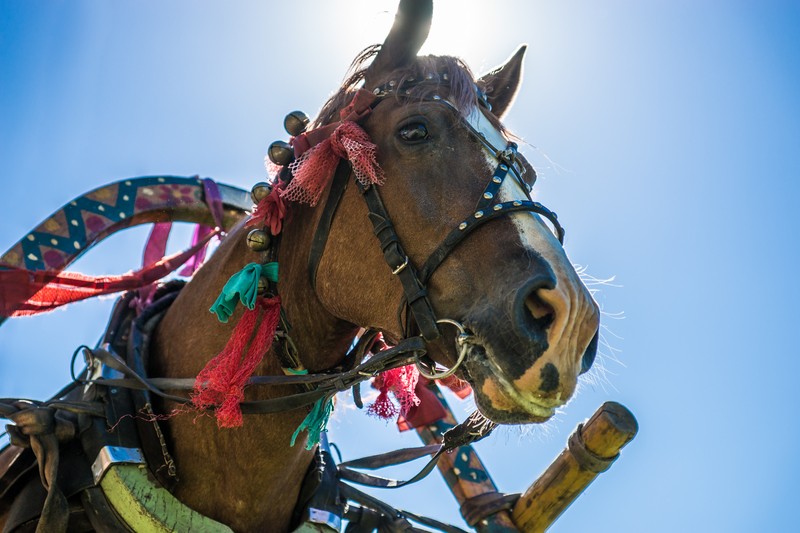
[513,276,557,340]
[525,290,555,325]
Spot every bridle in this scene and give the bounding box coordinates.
[306,77,566,377]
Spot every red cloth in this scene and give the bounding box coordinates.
[395,377,474,432]
[368,364,420,419]
[439,375,473,399]
[0,230,218,318]
[283,121,384,206]
[247,184,287,235]
[396,377,448,432]
[290,89,377,159]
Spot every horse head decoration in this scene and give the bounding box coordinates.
[1,1,600,531]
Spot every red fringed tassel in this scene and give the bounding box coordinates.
[368,364,420,420]
[247,185,287,236]
[192,296,281,428]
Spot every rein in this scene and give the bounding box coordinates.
[78,336,426,416]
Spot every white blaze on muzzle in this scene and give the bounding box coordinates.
[464,105,596,383]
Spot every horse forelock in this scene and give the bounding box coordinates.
[314,46,487,127]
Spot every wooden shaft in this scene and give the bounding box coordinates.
[415,384,518,533]
[511,401,638,533]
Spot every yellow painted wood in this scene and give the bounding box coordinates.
[511,402,638,533]
[100,464,233,532]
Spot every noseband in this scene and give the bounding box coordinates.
[307,79,566,374]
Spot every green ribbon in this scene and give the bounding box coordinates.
[291,395,334,450]
[209,262,278,322]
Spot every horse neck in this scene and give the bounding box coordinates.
[274,202,360,372]
[153,215,355,381]
[146,217,355,530]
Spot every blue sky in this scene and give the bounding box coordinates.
[1,1,799,531]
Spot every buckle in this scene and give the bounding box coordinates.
[392,256,409,275]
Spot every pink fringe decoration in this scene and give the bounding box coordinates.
[247,185,287,236]
[283,121,384,206]
[192,296,281,428]
[368,364,421,420]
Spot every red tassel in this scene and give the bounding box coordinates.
[192,296,281,428]
[368,364,420,420]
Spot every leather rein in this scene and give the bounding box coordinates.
[307,79,566,378]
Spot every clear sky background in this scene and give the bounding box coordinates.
[1,1,799,531]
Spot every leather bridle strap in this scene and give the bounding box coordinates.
[308,160,352,292]
[357,181,442,341]
[418,156,564,285]
[306,158,442,341]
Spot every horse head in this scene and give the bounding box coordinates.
[286,0,600,424]
[136,1,602,528]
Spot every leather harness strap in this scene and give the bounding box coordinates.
[358,181,442,341]
[308,160,351,293]
[81,335,426,415]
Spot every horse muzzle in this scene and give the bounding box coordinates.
[457,274,600,424]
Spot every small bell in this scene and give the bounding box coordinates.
[257,275,269,294]
[246,229,271,251]
[284,111,310,136]
[250,182,272,204]
[268,140,294,166]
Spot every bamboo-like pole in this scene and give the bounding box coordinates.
[511,401,638,532]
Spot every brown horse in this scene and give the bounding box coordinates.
[2,0,599,530]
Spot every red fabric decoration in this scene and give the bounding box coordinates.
[290,89,377,159]
[368,364,421,420]
[247,184,287,235]
[0,231,219,318]
[338,89,377,123]
[396,377,473,432]
[439,375,473,399]
[363,333,473,431]
[283,121,384,206]
[191,296,281,428]
[178,179,224,277]
[396,377,449,432]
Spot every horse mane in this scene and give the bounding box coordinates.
[313,45,481,127]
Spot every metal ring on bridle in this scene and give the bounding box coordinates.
[414,319,473,380]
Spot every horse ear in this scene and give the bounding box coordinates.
[364,0,433,88]
[477,45,527,119]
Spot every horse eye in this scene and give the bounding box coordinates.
[398,123,429,143]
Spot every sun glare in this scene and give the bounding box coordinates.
[341,0,519,74]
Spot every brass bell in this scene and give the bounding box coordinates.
[246,228,271,251]
[257,275,269,294]
[284,110,310,136]
[250,181,272,204]
[268,140,294,166]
